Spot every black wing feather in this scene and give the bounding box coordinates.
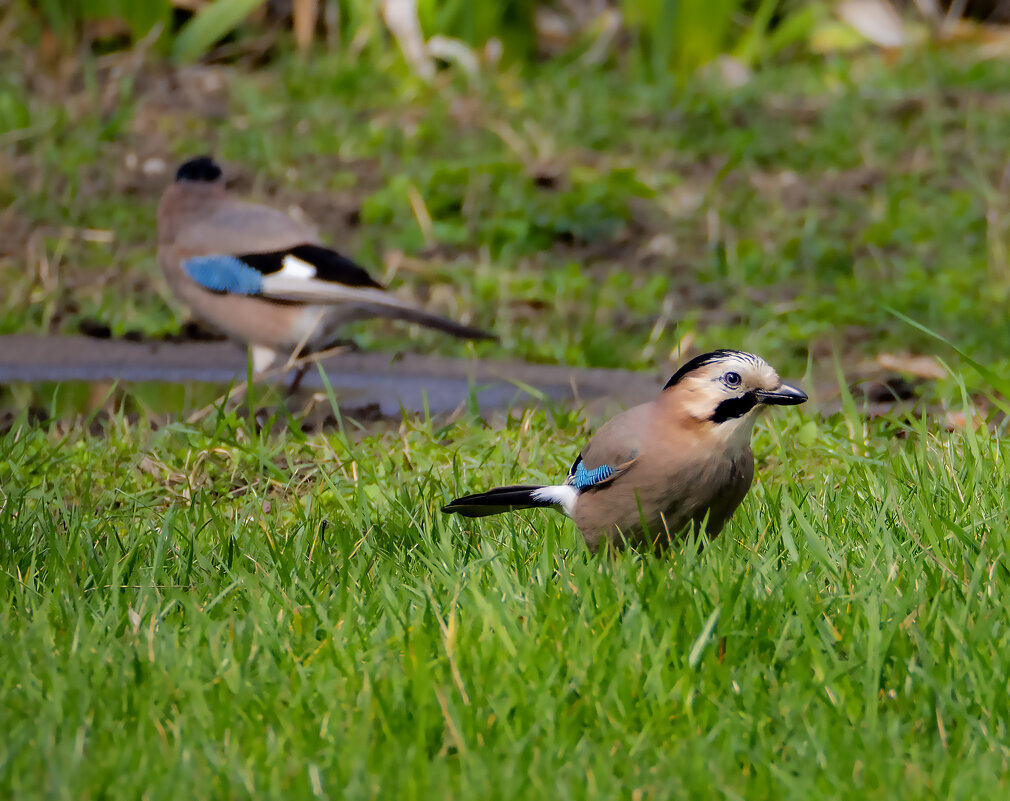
[567,453,583,480]
[238,244,384,289]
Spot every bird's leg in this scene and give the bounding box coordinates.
[282,336,361,400]
[285,363,310,397]
[318,336,361,353]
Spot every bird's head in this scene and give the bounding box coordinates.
[664,350,807,446]
[174,156,224,184]
[159,157,227,238]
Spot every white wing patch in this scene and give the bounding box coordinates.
[278,254,318,281]
[530,485,578,517]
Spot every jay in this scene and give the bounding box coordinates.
[443,350,807,552]
[157,156,492,373]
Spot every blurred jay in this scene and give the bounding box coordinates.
[157,156,492,373]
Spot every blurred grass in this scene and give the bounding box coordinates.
[4,45,1010,387]
[9,0,827,70]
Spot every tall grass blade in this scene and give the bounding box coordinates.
[887,307,1010,414]
[172,0,269,62]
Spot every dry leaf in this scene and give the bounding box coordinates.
[875,353,946,380]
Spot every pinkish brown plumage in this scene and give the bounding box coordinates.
[444,350,807,553]
[157,156,492,372]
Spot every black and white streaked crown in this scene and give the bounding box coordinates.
[175,156,223,183]
[663,350,763,390]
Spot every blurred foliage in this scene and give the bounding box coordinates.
[624,0,742,74]
[0,79,32,133]
[619,0,829,76]
[415,0,539,59]
[172,0,269,62]
[12,0,1007,77]
[32,0,173,42]
[7,0,838,75]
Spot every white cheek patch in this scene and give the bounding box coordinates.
[278,254,318,281]
[681,386,720,422]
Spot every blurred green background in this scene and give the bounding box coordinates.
[3,0,1010,398]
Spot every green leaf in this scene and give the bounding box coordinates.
[887,307,1010,414]
[688,606,720,668]
[172,0,269,63]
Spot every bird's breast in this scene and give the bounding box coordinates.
[572,447,754,550]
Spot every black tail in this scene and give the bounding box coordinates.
[442,485,553,518]
[369,304,496,341]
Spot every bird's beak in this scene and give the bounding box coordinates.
[755,383,808,406]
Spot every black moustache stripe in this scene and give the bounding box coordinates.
[711,392,758,423]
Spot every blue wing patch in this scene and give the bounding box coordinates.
[182,255,264,296]
[569,461,614,490]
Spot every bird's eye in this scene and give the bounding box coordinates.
[724,371,742,387]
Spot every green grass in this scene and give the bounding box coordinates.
[4,34,1010,799]
[2,396,1010,798]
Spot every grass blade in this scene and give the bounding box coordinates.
[172,0,269,62]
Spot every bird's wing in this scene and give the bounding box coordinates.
[181,243,495,340]
[565,453,637,490]
[175,197,494,340]
[176,198,392,304]
[181,234,414,309]
[181,243,403,307]
[567,403,651,490]
[175,199,320,255]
